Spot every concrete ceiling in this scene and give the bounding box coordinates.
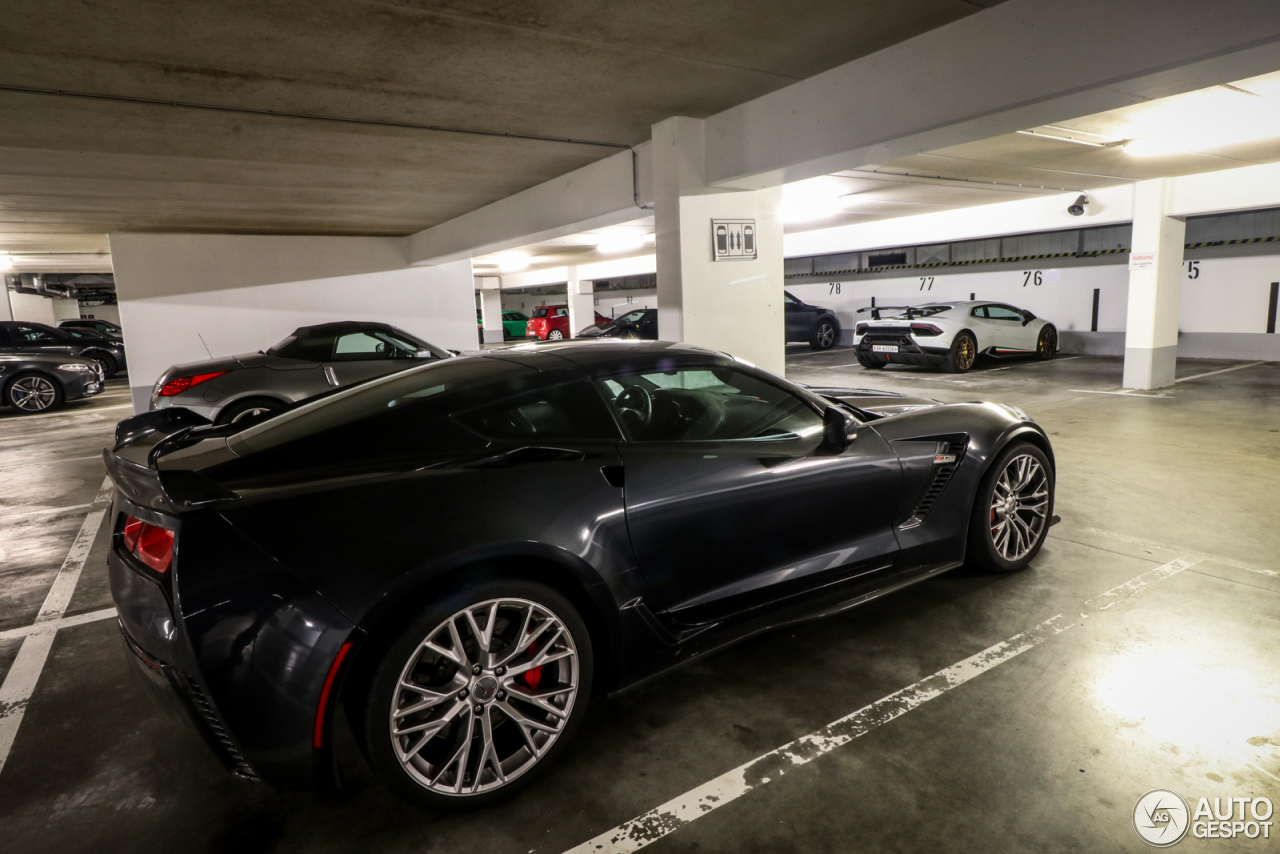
[0,0,1002,270]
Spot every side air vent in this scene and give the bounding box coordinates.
[900,440,967,529]
[175,670,259,780]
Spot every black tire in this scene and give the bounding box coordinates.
[215,396,287,425]
[4,372,64,414]
[941,331,977,373]
[809,317,838,350]
[363,578,593,810]
[854,350,886,369]
[966,441,1054,572]
[1036,325,1057,361]
[83,351,118,379]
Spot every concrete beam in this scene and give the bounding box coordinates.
[408,145,652,267]
[705,0,1280,189]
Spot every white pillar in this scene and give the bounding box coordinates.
[565,266,595,337]
[652,116,785,375]
[1122,179,1185,389]
[478,277,504,344]
[1,285,13,322]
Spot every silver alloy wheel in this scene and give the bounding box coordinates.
[547,329,565,341]
[10,376,58,412]
[390,597,579,797]
[815,322,835,348]
[988,453,1049,561]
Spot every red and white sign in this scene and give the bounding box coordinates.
[1129,251,1157,271]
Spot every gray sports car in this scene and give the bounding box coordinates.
[151,321,452,423]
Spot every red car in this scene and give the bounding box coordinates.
[525,304,610,341]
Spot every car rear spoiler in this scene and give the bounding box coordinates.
[106,408,237,513]
[856,305,925,320]
[114,407,212,449]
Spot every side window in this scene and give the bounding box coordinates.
[332,330,417,361]
[454,380,619,442]
[970,306,988,318]
[555,308,569,318]
[986,306,1023,321]
[597,365,824,443]
[620,310,647,324]
[14,325,60,344]
[784,293,798,305]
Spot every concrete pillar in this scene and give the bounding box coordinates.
[565,267,595,337]
[478,277,504,344]
[652,116,785,375]
[1122,179,1185,389]
[1,286,13,322]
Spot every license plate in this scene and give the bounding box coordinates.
[871,345,898,353]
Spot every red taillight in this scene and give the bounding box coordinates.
[910,324,944,337]
[120,514,174,572]
[158,371,228,397]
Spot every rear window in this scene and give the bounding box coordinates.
[532,308,549,319]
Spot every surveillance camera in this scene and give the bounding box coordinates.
[1067,194,1089,216]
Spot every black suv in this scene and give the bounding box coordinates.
[785,291,841,350]
[0,321,128,378]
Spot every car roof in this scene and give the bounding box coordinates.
[480,339,721,370]
[289,320,401,337]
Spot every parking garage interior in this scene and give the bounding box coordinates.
[3,1,1280,851]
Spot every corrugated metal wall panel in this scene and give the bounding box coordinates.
[916,243,950,265]
[1001,230,1079,258]
[1080,225,1131,252]
[952,238,1001,263]
[813,252,861,274]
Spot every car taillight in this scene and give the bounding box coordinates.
[855,323,869,335]
[120,515,174,572]
[158,371,228,397]
[910,324,944,337]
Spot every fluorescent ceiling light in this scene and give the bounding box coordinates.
[781,178,847,223]
[1121,80,1280,157]
[643,233,656,245]
[595,232,645,253]
[496,252,530,272]
[1016,128,1126,148]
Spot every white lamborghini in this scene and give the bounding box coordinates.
[852,300,1058,372]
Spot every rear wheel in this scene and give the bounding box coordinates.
[809,318,837,350]
[941,331,977,373]
[5,373,63,414]
[1036,325,1057,361]
[855,350,886,369]
[967,442,1053,572]
[547,329,565,341]
[364,579,592,810]
[216,396,286,425]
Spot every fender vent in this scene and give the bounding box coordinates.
[175,669,259,781]
[901,440,967,529]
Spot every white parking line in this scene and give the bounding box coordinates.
[0,607,117,642]
[563,557,1197,854]
[1074,527,1278,579]
[1069,389,1172,398]
[0,477,113,776]
[1174,361,1265,383]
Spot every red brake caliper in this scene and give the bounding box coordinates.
[522,640,543,690]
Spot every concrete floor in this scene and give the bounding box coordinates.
[1,354,1278,853]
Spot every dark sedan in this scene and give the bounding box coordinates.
[0,320,127,378]
[151,320,452,424]
[578,307,659,340]
[106,340,1054,808]
[785,291,840,350]
[60,318,124,340]
[0,351,103,413]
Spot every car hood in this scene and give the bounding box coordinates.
[801,384,942,417]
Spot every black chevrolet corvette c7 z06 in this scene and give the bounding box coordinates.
[105,340,1055,808]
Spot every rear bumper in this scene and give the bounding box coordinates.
[856,337,949,366]
[107,495,357,790]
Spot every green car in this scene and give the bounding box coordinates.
[477,309,530,341]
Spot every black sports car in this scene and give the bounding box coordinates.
[577,307,659,340]
[106,340,1054,808]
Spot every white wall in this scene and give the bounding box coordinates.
[787,248,1280,358]
[7,290,56,325]
[78,303,121,325]
[110,234,476,412]
[51,297,81,322]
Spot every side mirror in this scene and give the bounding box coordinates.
[822,406,857,450]
[1021,310,1036,325]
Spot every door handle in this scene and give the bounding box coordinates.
[465,446,586,468]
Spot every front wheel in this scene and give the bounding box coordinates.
[547,329,565,341]
[1036,325,1057,360]
[364,580,592,810]
[941,331,977,373]
[85,351,118,379]
[809,318,837,350]
[5,373,63,414]
[967,442,1054,572]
